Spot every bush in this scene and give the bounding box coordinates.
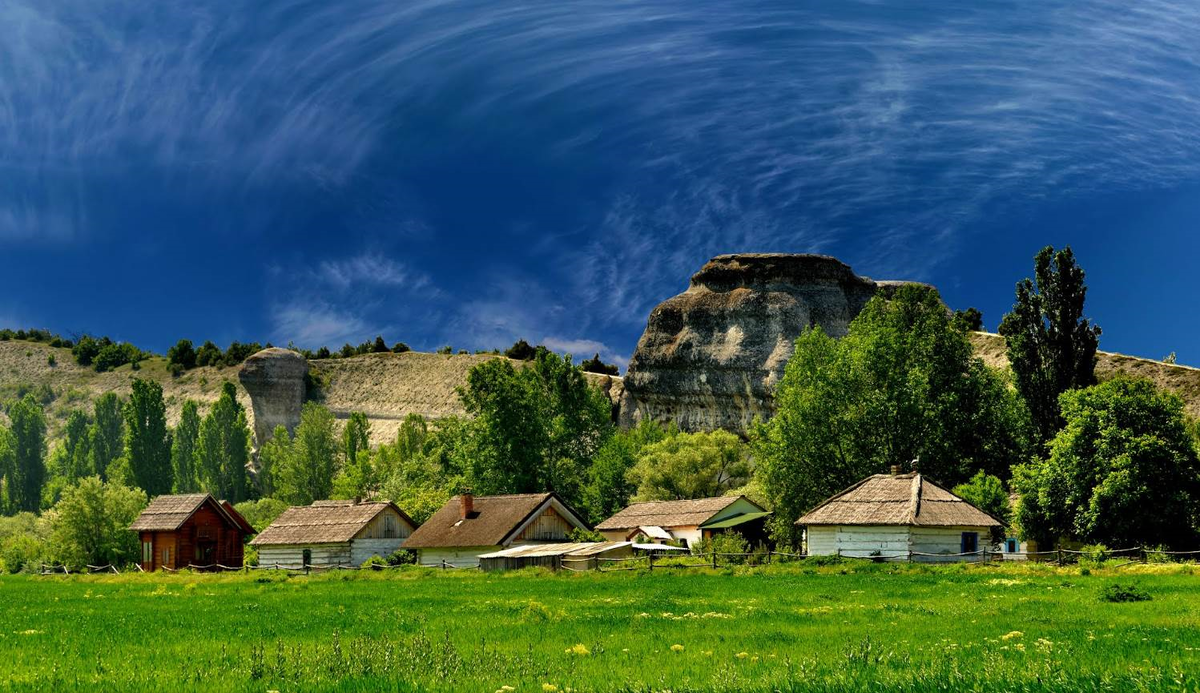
[504,339,538,360]
[167,339,198,370]
[1,534,47,574]
[580,353,619,376]
[361,555,389,570]
[243,546,259,567]
[693,532,751,563]
[168,362,186,378]
[568,528,605,542]
[1100,583,1152,603]
[47,354,56,367]
[386,550,416,566]
[1079,544,1110,566]
[436,345,453,355]
[391,342,410,354]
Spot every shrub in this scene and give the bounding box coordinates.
[386,550,416,566]
[361,555,388,570]
[1100,583,1151,603]
[1079,544,1110,566]
[436,345,453,355]
[391,342,410,354]
[693,532,751,564]
[568,528,605,542]
[504,339,538,361]
[580,353,619,376]
[168,362,186,378]
[243,546,258,567]
[167,339,198,370]
[47,354,56,367]
[1,534,47,574]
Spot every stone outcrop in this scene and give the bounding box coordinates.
[238,347,309,448]
[620,253,915,435]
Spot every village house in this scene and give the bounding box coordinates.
[250,500,416,568]
[595,496,771,549]
[796,468,1002,561]
[403,492,591,568]
[129,493,255,571]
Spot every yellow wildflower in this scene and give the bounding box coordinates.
[1001,631,1024,641]
[736,652,749,659]
[543,685,558,693]
[670,644,685,653]
[567,643,590,656]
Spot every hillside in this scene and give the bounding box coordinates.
[968,332,1200,419]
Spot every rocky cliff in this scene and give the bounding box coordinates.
[619,253,914,434]
[238,347,309,448]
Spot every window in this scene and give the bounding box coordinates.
[302,549,312,567]
[161,548,171,567]
[384,514,397,539]
[142,541,153,564]
[961,532,979,554]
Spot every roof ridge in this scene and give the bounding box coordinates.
[909,474,922,522]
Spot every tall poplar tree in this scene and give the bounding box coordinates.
[171,400,201,493]
[7,394,47,513]
[124,379,172,495]
[90,393,124,480]
[196,382,251,502]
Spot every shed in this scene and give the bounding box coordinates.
[596,496,770,548]
[796,471,1002,561]
[130,494,255,571]
[404,492,590,568]
[250,500,416,567]
[477,541,634,572]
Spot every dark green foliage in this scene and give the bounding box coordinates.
[92,341,142,372]
[233,497,289,533]
[391,342,410,354]
[503,339,538,360]
[315,346,332,359]
[221,341,262,367]
[123,379,172,495]
[999,246,1102,446]
[753,285,1032,547]
[90,393,124,480]
[254,425,291,499]
[48,476,146,568]
[629,429,752,501]
[952,471,1011,526]
[167,339,197,369]
[343,412,370,466]
[580,353,620,376]
[1013,377,1200,550]
[196,382,251,503]
[6,394,47,513]
[583,420,670,524]
[171,400,201,493]
[953,307,985,332]
[195,340,223,367]
[274,403,338,505]
[436,345,453,355]
[458,350,612,508]
[340,343,356,358]
[1100,583,1151,603]
[55,410,93,482]
[71,335,104,367]
[372,336,389,353]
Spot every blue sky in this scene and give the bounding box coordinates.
[3,0,1199,369]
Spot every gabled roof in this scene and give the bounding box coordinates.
[795,473,1001,528]
[403,493,589,549]
[129,494,250,533]
[250,501,415,546]
[596,496,764,531]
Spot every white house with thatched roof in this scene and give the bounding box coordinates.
[250,500,416,568]
[796,469,1002,561]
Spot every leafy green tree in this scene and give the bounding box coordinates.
[753,285,1032,546]
[196,382,251,502]
[171,400,201,493]
[391,342,410,354]
[952,470,1011,527]
[124,379,172,495]
[71,335,103,367]
[274,403,337,505]
[93,341,140,372]
[48,477,146,568]
[167,339,197,369]
[584,420,671,523]
[628,429,751,501]
[999,246,1102,446]
[332,450,377,500]
[580,353,620,376]
[6,394,47,513]
[503,339,537,360]
[195,340,222,367]
[90,393,124,479]
[953,307,985,332]
[0,512,51,573]
[0,427,14,515]
[372,336,389,353]
[232,498,289,533]
[342,412,371,466]
[1013,378,1200,550]
[54,410,93,481]
[458,350,612,508]
[255,425,293,499]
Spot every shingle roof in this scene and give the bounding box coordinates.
[795,473,1001,528]
[250,501,414,546]
[403,493,587,549]
[596,496,754,531]
[130,494,222,531]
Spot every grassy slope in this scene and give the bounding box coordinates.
[1,563,1198,692]
[969,332,1200,419]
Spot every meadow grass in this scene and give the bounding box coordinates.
[1,561,1198,692]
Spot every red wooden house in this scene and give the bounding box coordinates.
[129,494,255,571]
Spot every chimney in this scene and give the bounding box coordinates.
[890,465,901,476]
[910,457,920,473]
[460,489,474,519]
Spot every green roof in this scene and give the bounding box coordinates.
[699,511,772,530]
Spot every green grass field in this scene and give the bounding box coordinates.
[1,562,1198,692]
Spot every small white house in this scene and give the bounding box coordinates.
[797,470,1002,562]
[596,496,770,549]
[250,500,416,567]
[403,492,591,568]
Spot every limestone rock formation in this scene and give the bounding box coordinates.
[620,253,912,435]
[238,347,309,448]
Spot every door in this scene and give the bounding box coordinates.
[961,532,979,554]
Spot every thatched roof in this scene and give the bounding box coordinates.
[596,496,763,531]
[403,493,589,549]
[796,473,1001,528]
[129,493,250,532]
[250,501,414,546]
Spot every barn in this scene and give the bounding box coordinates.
[596,496,771,549]
[250,500,416,568]
[796,469,1002,561]
[129,493,255,571]
[403,492,591,568]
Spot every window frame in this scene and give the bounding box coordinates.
[960,532,979,554]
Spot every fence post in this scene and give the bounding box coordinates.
[712,550,717,569]
[648,552,654,572]
[1056,548,1064,567]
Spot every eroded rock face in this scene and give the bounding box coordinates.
[620,253,909,435]
[238,348,309,448]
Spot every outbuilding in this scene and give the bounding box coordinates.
[596,496,771,549]
[796,469,1002,561]
[130,493,255,571]
[404,492,591,568]
[250,500,416,568]
[477,541,634,572]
